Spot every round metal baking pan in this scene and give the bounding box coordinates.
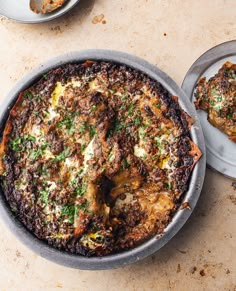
[0,0,80,24]
[182,40,236,179]
[0,50,206,270]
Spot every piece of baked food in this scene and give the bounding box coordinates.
[30,0,67,14]
[0,61,202,256]
[195,61,236,142]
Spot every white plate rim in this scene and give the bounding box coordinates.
[0,0,80,24]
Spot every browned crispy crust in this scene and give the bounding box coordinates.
[0,61,202,256]
[189,140,202,170]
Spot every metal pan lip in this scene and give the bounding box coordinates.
[0,0,80,24]
[182,40,236,179]
[0,50,206,270]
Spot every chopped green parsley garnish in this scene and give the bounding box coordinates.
[135,116,141,125]
[128,104,135,116]
[155,103,161,109]
[78,201,89,212]
[30,142,48,160]
[75,184,87,197]
[121,158,129,169]
[79,124,86,134]
[10,137,23,152]
[10,135,36,152]
[52,148,71,162]
[39,189,50,205]
[61,204,77,224]
[80,144,86,152]
[91,105,97,111]
[24,135,36,142]
[121,94,128,101]
[114,120,124,133]
[88,125,96,137]
[108,152,114,162]
[24,91,33,99]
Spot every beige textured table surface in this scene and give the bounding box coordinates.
[0,1,235,290]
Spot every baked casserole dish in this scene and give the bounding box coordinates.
[0,51,205,268]
[0,60,202,256]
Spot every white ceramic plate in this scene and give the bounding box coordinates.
[182,40,236,179]
[0,0,80,23]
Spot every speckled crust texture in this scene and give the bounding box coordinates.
[195,61,236,142]
[0,61,201,256]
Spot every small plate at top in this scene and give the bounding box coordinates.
[0,0,80,24]
[182,40,236,179]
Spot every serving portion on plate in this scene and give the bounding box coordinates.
[195,61,236,142]
[182,41,236,179]
[0,51,205,269]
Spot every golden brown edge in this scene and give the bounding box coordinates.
[0,91,25,175]
[224,61,236,70]
[189,140,202,170]
[183,108,202,169]
[173,95,202,167]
